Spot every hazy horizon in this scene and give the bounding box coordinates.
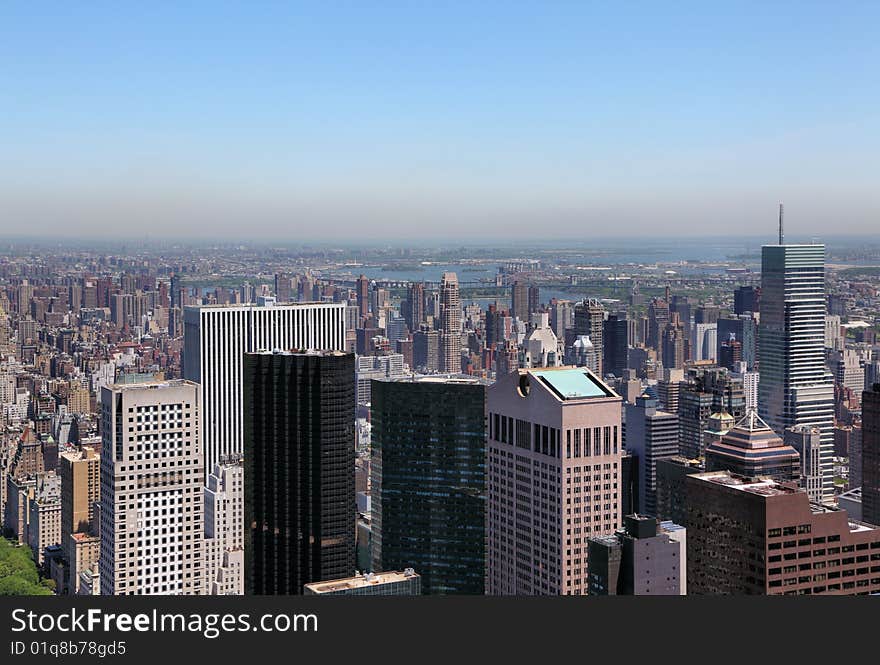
[3,3,879,239]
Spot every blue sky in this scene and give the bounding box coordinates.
[2,2,879,240]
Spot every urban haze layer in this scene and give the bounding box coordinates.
[2,229,880,597]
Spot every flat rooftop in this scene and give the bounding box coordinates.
[381,373,491,385]
[697,472,879,532]
[700,472,792,496]
[186,301,340,309]
[251,349,349,357]
[108,379,197,391]
[304,570,419,593]
[530,368,616,400]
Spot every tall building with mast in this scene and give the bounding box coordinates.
[758,204,834,500]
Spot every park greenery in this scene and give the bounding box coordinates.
[0,537,54,595]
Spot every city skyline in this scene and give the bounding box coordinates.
[3,2,880,608]
[3,3,880,239]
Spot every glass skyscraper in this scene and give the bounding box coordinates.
[758,243,834,500]
[243,350,356,594]
[370,376,487,594]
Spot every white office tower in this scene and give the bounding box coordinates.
[566,335,597,373]
[520,312,562,368]
[758,242,835,500]
[690,323,718,362]
[99,380,204,595]
[784,425,824,503]
[732,361,759,412]
[183,300,346,473]
[204,456,244,595]
[829,348,866,406]
[356,353,408,406]
[824,315,843,351]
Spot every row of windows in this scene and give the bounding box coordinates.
[489,413,619,460]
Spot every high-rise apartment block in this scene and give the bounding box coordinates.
[574,299,604,377]
[487,367,623,595]
[404,282,425,332]
[243,351,355,594]
[511,281,528,323]
[99,380,204,595]
[59,446,100,593]
[438,272,461,373]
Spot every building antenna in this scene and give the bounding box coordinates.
[778,202,784,245]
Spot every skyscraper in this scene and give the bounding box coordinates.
[647,297,670,357]
[438,272,461,373]
[412,324,440,373]
[183,300,346,474]
[694,305,720,325]
[718,315,758,370]
[690,322,717,362]
[758,242,834,500]
[356,274,370,320]
[734,285,761,315]
[574,299,605,377]
[99,380,204,595]
[624,396,679,516]
[603,314,629,378]
[487,367,623,595]
[528,284,540,320]
[661,314,686,370]
[784,425,824,503]
[274,273,292,303]
[371,376,487,594]
[718,334,743,371]
[204,456,244,595]
[243,351,355,595]
[862,384,880,525]
[679,368,747,460]
[511,280,528,323]
[405,282,425,332]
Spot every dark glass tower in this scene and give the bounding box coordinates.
[863,384,880,525]
[243,350,356,595]
[371,377,486,594]
[602,314,629,378]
